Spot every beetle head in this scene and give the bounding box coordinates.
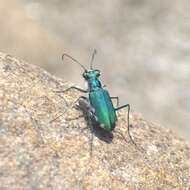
[82,69,100,80]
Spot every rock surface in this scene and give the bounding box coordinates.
[0,52,190,190]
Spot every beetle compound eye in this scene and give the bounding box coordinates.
[95,70,100,77]
[83,72,89,79]
[83,73,87,78]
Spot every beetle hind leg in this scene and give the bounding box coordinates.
[115,104,138,148]
[111,96,119,107]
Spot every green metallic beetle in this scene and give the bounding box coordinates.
[55,50,135,144]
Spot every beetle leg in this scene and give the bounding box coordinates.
[114,130,128,143]
[65,96,90,121]
[111,96,119,107]
[49,96,84,123]
[77,97,98,157]
[115,104,138,148]
[77,97,98,121]
[89,123,94,157]
[54,86,88,93]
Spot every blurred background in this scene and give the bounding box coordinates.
[0,0,189,140]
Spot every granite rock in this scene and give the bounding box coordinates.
[0,52,189,190]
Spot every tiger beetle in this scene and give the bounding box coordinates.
[55,50,136,149]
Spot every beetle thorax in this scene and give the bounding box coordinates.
[88,78,102,91]
[82,69,102,91]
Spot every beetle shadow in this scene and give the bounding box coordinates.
[75,102,113,144]
[85,116,113,144]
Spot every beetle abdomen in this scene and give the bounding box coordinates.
[89,89,117,131]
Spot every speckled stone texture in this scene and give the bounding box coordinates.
[0,52,189,190]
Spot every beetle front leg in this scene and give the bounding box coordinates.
[54,86,88,94]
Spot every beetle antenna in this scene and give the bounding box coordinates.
[62,53,87,71]
[90,49,97,69]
